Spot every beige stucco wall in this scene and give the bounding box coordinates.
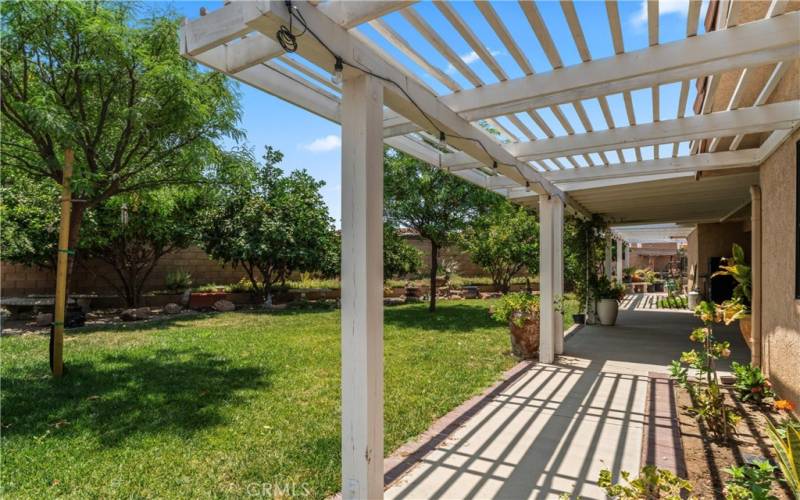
[759,128,800,407]
[684,221,750,295]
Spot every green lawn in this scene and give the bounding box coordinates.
[1,301,521,499]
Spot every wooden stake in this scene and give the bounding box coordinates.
[52,148,73,377]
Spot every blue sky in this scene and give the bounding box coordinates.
[158,0,708,225]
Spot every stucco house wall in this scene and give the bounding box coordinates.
[759,128,800,407]
[684,222,750,295]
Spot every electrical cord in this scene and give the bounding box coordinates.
[276,1,530,184]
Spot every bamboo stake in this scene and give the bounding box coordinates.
[52,149,73,377]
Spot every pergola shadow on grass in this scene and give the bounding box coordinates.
[1,348,270,447]
[1,301,517,498]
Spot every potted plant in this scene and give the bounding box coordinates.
[592,275,626,326]
[712,243,752,345]
[491,292,540,359]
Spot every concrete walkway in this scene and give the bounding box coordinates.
[384,308,749,499]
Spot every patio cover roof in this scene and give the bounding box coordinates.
[179,0,800,225]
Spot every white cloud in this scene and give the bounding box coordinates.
[631,0,688,27]
[301,134,341,152]
[446,49,503,74]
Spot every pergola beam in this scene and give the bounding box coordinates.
[240,0,572,207]
[506,101,800,161]
[317,1,413,29]
[439,11,800,121]
[543,148,761,183]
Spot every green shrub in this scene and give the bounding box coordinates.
[491,292,540,326]
[723,460,778,500]
[730,362,774,404]
[598,465,694,499]
[165,270,192,291]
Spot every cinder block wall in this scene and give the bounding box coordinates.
[2,246,249,296]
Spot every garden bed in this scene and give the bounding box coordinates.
[675,384,793,499]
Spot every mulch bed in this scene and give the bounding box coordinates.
[674,383,793,499]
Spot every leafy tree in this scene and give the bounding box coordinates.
[0,0,241,288]
[79,188,205,307]
[0,168,61,269]
[384,148,499,311]
[461,203,539,293]
[383,224,421,280]
[201,147,337,303]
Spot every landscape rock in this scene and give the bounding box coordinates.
[480,292,503,300]
[163,303,182,315]
[120,307,150,322]
[384,297,405,306]
[212,299,236,312]
[36,312,53,326]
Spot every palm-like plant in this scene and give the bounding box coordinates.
[766,419,800,496]
[712,244,751,324]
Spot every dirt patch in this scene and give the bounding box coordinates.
[675,384,792,499]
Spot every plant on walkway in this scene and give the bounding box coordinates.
[598,465,694,499]
[766,418,800,497]
[491,292,540,326]
[730,362,774,404]
[669,300,739,442]
[564,214,608,316]
[591,275,626,302]
[712,244,752,325]
[723,460,778,500]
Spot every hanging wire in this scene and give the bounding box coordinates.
[276,1,533,184]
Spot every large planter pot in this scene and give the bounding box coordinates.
[739,315,752,346]
[596,299,619,326]
[508,312,540,359]
[687,291,701,310]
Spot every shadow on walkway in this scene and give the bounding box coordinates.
[384,309,750,499]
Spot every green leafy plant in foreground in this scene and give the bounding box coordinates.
[598,465,694,499]
[491,292,540,327]
[723,460,778,500]
[730,362,774,404]
[669,301,739,442]
[767,418,800,497]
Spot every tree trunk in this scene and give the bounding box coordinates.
[429,243,438,312]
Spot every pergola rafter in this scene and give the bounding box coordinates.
[179,2,799,497]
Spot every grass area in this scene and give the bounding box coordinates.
[658,295,688,309]
[1,301,521,499]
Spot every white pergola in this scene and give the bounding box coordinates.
[179,1,799,497]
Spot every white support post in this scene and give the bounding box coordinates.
[616,239,624,282]
[605,236,613,277]
[340,73,384,500]
[539,196,556,364]
[553,200,564,355]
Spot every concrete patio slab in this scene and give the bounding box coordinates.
[384,308,750,499]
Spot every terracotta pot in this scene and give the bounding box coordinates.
[739,315,752,346]
[508,312,540,359]
[597,299,619,326]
